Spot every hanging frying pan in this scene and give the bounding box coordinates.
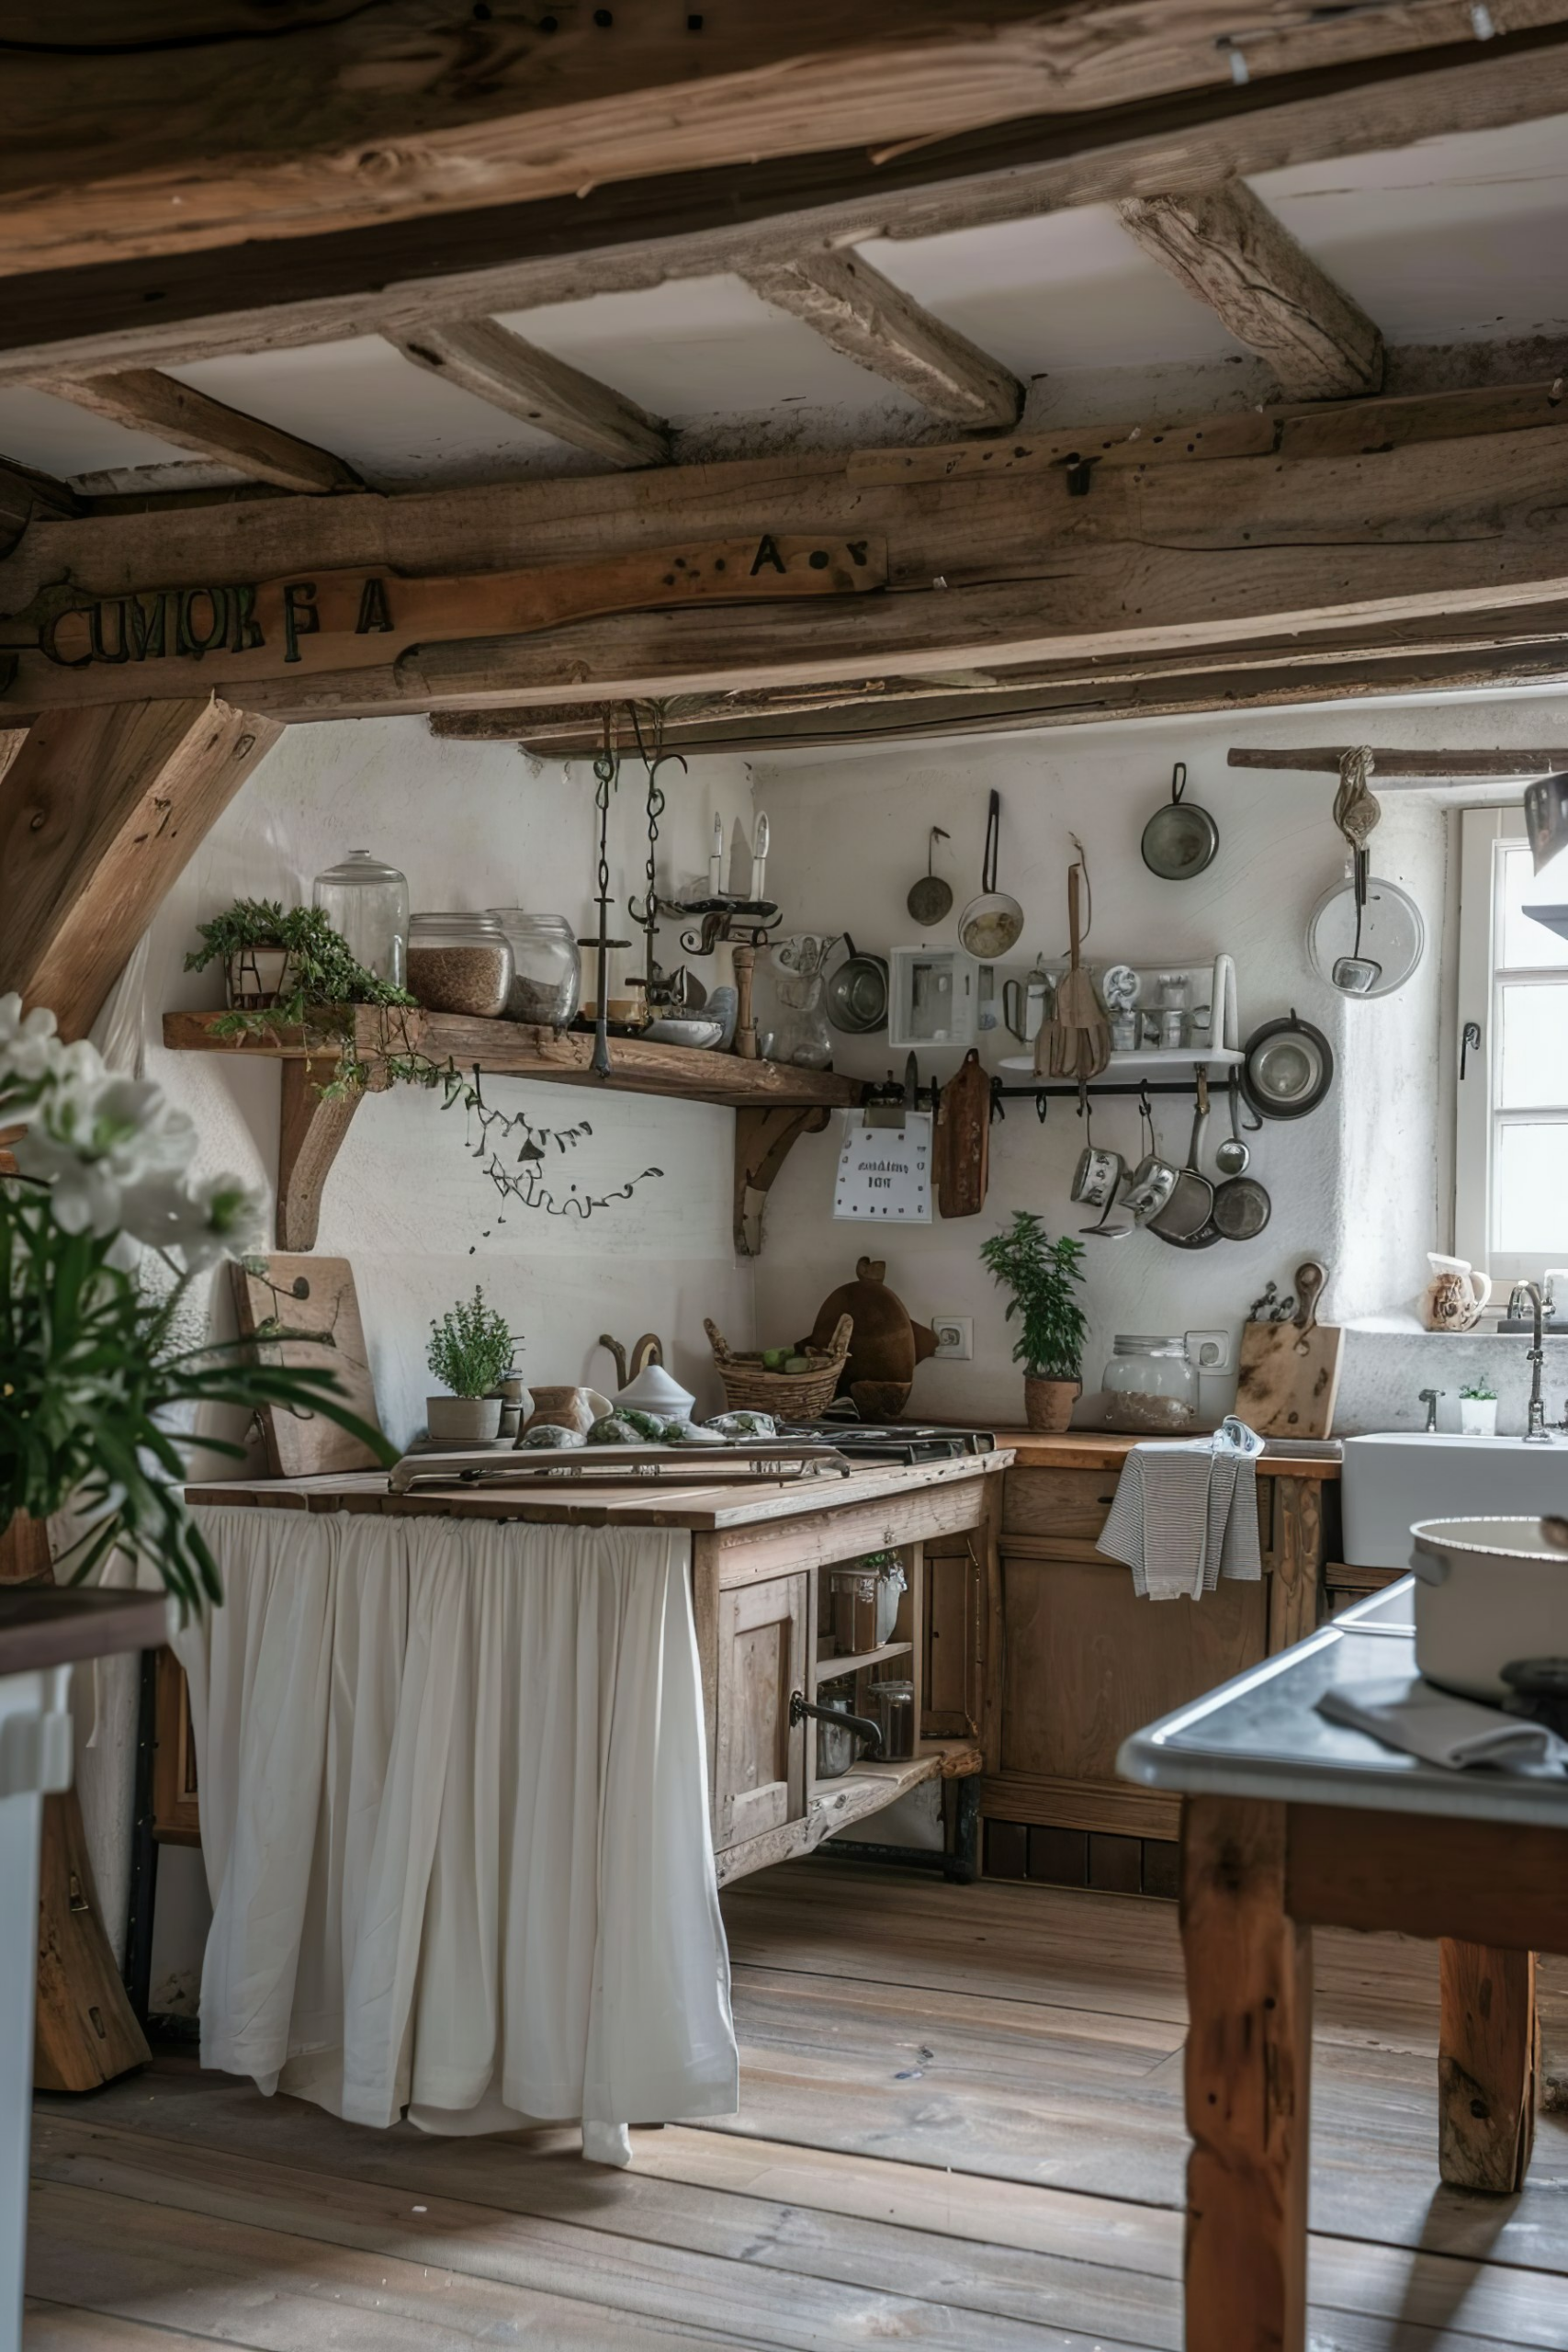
[1141,763,1219,881]
[907,827,953,926]
[826,935,889,1035]
[958,791,1024,959]
[1241,1012,1335,1121]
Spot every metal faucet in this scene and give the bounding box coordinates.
[1521,1281,1552,1442]
[1418,1388,1443,1433]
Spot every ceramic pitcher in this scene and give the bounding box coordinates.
[1424,1254,1493,1331]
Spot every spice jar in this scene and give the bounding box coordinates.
[487,909,581,1028]
[406,913,513,1017]
[312,850,409,986]
[866,1679,916,1761]
[1101,1335,1199,1434]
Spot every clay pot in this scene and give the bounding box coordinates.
[1023,1377,1078,1435]
[426,1395,502,1444]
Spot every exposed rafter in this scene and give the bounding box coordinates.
[0,455,78,555]
[4,23,1568,387]
[392,320,670,470]
[31,369,359,496]
[1115,179,1384,401]
[743,250,1021,426]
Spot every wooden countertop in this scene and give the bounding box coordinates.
[0,1586,169,1677]
[988,1430,1341,1480]
[184,1451,1010,1533]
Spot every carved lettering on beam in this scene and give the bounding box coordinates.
[1116,179,1384,401]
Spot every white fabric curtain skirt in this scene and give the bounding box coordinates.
[175,1507,739,2159]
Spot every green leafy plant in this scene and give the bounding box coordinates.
[427,1285,517,1398]
[0,996,395,1607]
[1460,1381,1497,1401]
[185,900,418,1093]
[979,1213,1088,1383]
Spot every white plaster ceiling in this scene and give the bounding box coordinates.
[1,109,1564,493]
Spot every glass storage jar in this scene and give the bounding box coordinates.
[487,909,581,1027]
[406,913,513,1017]
[1101,1335,1199,1434]
[866,1678,916,1761]
[312,849,409,987]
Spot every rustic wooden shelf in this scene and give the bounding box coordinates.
[162,1007,863,1255]
[814,1638,914,1686]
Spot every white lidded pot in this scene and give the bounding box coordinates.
[613,1361,696,1422]
[1409,1517,1568,1702]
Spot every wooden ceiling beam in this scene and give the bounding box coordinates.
[1116,179,1384,400]
[11,4,1565,284]
[392,320,670,469]
[0,456,79,556]
[742,251,1021,427]
[4,21,1568,385]
[31,370,359,495]
[1228,746,1568,776]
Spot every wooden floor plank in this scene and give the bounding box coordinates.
[24,2303,271,2352]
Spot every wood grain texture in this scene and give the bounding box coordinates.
[744,249,1021,425]
[1117,178,1384,399]
[275,1062,365,1253]
[34,369,359,493]
[151,1646,200,1848]
[0,698,279,1038]
[734,1103,830,1259]
[14,4,1564,279]
[228,1254,383,1479]
[1268,1476,1324,1656]
[1439,1939,1540,2193]
[713,1573,809,1851]
[394,318,671,468]
[1181,1796,1312,2352]
[33,1791,151,2095]
[1288,1804,1568,1954]
[983,1770,1180,1840]
[1236,1316,1345,1442]
[1000,1466,1121,1538]
[1231,742,1568,775]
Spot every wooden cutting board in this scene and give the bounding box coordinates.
[1235,1261,1344,1439]
[935,1047,990,1217]
[230,1254,384,1477]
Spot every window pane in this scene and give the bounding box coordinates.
[1499,844,1568,970]
[1495,1121,1568,1254]
[1498,983,1568,1107]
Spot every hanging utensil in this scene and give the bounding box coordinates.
[1151,1070,1220,1248]
[907,827,953,926]
[1242,1012,1336,1121]
[1077,1090,1135,1239]
[1212,1167,1272,1241]
[1307,870,1424,1000]
[825,935,889,1035]
[957,791,1024,959]
[1141,762,1219,881]
[1213,1072,1250,1176]
[1037,846,1110,1080]
[1327,745,1385,993]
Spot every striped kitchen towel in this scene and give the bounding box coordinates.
[1097,1419,1264,1601]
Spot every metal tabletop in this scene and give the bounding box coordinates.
[1117,1579,1568,1830]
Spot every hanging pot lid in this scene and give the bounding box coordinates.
[1241,1012,1335,1121]
[1142,763,1219,881]
[1305,873,1426,999]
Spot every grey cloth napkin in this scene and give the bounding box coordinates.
[1317,1675,1568,1773]
[1097,1419,1263,1601]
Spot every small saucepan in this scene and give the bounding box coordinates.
[958,791,1025,960]
[825,935,888,1035]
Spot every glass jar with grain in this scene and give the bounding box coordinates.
[1100,1335,1199,1433]
[406,913,513,1018]
[487,909,581,1027]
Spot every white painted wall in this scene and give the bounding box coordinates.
[749,694,1568,1435]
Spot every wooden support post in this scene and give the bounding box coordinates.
[1182,1795,1312,2352]
[1438,1939,1539,2193]
[276,1060,366,1252]
[733,1103,829,1257]
[0,698,280,1039]
[1268,1476,1324,1656]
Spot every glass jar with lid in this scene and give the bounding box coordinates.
[866,1678,916,1761]
[312,850,409,987]
[1101,1336,1199,1434]
[406,913,513,1018]
[487,909,581,1028]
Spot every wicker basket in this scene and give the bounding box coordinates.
[704,1314,853,1422]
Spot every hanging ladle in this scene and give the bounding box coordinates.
[1213,1072,1251,1177]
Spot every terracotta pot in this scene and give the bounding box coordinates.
[1023,1376,1078,1435]
[426,1395,502,1444]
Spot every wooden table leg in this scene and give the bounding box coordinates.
[1438,1939,1538,2192]
[1182,1795,1313,2352]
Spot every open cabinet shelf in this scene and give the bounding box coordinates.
[162,1007,864,1256]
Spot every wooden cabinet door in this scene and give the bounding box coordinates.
[713,1572,809,1851]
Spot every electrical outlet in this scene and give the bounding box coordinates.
[931,1317,973,1361]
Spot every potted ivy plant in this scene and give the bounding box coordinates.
[185,898,301,1010]
[979,1213,1088,1434]
[1459,1380,1498,1438]
[426,1284,518,1443]
[185,900,417,1088]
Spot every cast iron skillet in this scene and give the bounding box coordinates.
[1241,1012,1335,1122]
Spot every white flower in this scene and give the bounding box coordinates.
[117,1169,266,1270]
[0,995,105,1102]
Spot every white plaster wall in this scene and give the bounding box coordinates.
[749,695,1568,1435]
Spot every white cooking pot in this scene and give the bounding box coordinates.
[1408,1516,1568,1702]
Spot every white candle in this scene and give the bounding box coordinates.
[752,811,770,903]
[708,813,724,897]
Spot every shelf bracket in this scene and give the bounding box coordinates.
[735,1103,829,1258]
[276,1060,366,1251]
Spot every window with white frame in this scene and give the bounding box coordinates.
[1455,806,1568,1285]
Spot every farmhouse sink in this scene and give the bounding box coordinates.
[1341,1432,1568,1568]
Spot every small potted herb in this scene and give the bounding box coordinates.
[1459,1380,1498,1438]
[979,1213,1088,1434]
[426,1285,518,1443]
[186,898,299,1009]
